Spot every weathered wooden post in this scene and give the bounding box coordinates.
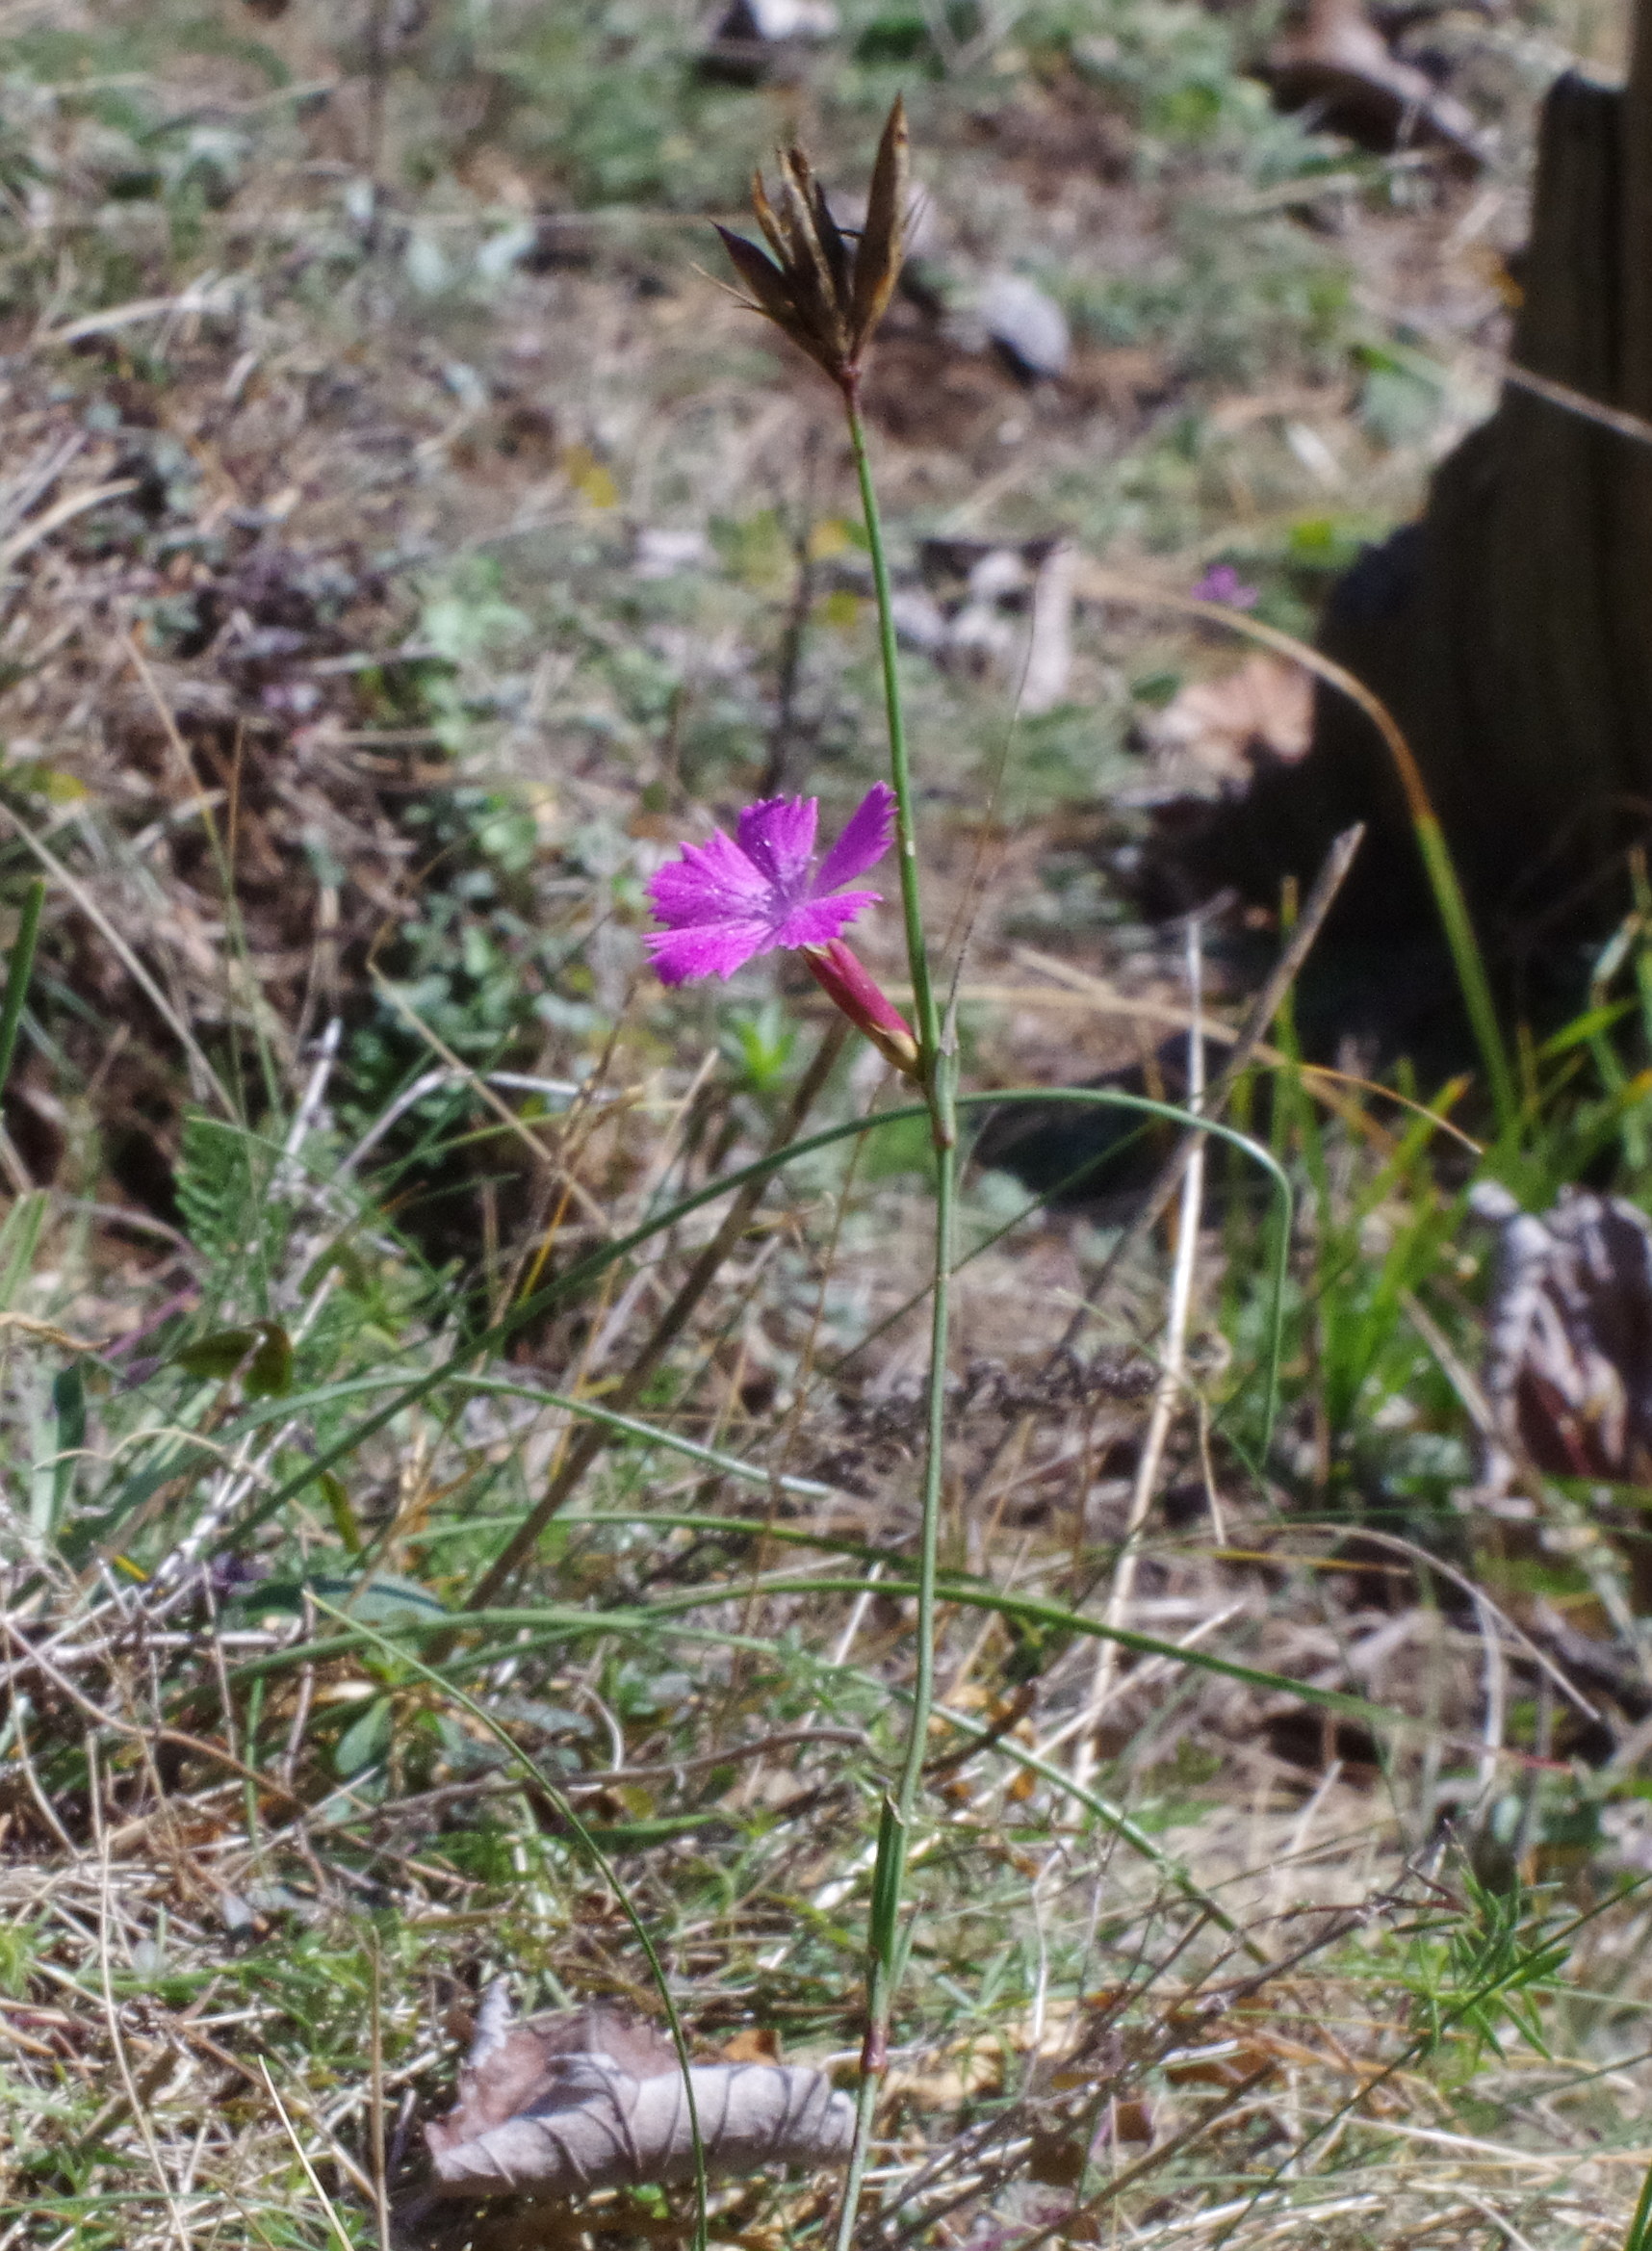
[1617,0,1652,752]
[1206,0,1652,955]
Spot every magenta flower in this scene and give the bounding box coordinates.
[1193,563,1259,610]
[646,785,895,986]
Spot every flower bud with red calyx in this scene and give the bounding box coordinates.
[801,938,920,1077]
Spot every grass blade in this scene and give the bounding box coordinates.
[196,1086,1290,1556]
[0,874,43,1104]
[310,1596,711,2251]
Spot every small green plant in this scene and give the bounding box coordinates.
[1402,1866,1571,2078]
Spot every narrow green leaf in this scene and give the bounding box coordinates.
[194,1085,1288,1565]
[0,1190,47,1314]
[48,1362,85,1534]
[0,877,43,1105]
[176,1327,259,1382]
[335,1694,392,1778]
[321,1472,363,1556]
[244,1321,293,1400]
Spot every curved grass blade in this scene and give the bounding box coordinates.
[309,1596,710,2251]
[206,1086,1291,1555]
[0,876,43,1104]
[1078,563,1515,1134]
[232,1577,1407,1746]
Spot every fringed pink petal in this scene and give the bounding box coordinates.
[646,919,774,984]
[813,783,896,896]
[773,892,881,951]
[736,795,818,900]
[648,829,770,929]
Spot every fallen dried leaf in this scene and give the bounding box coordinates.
[1114,2098,1155,2144]
[722,2027,781,2063]
[1473,1183,1652,1494]
[426,1992,853,2199]
[1147,655,1314,781]
[1264,0,1487,166]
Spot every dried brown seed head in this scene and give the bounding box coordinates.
[715,95,909,392]
[850,97,909,349]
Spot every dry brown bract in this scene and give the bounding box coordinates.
[1145,655,1315,786]
[715,97,908,395]
[425,1990,855,2199]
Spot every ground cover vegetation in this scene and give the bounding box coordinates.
[3,2,1652,2248]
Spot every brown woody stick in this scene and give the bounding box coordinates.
[1072,820,1365,1337]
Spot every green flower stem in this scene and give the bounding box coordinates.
[1626,2155,1652,2251]
[830,1129,955,2251]
[831,380,955,2251]
[1413,811,1518,1136]
[844,387,942,1103]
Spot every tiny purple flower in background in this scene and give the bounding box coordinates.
[647,782,921,1075]
[646,784,895,986]
[1193,563,1259,610]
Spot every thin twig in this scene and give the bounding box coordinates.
[0,798,233,1112]
[260,2060,360,2249]
[1075,822,1364,1342]
[1076,916,1208,1789]
[369,1932,392,2251]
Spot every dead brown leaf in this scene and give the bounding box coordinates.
[1148,655,1314,782]
[425,1995,853,2199]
